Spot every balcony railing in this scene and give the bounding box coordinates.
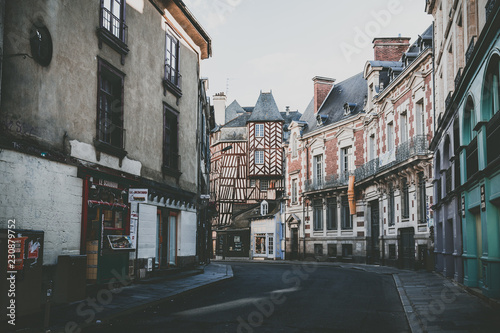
[305,172,352,192]
[455,67,463,90]
[445,91,453,110]
[355,135,429,182]
[466,36,475,64]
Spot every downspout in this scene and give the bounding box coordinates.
[432,21,436,136]
[303,138,309,259]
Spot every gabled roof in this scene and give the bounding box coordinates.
[225,100,246,124]
[281,111,302,128]
[247,92,284,122]
[302,72,367,134]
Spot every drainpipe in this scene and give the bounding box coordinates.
[432,21,436,136]
[303,139,310,259]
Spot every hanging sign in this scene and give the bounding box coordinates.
[129,189,148,203]
[480,184,486,212]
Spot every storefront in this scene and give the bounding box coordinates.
[80,173,134,284]
[251,218,283,259]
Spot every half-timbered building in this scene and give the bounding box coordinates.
[210,91,291,259]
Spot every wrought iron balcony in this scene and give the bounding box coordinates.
[355,135,430,182]
[466,36,475,64]
[305,172,352,192]
[455,68,463,91]
[445,91,453,110]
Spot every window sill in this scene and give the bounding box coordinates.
[96,27,129,64]
[163,79,182,98]
[94,139,127,159]
[162,165,182,179]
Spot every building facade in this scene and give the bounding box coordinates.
[0,0,211,313]
[427,0,500,298]
[285,29,434,268]
[210,91,299,259]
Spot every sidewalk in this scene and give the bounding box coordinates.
[217,259,500,333]
[5,263,233,333]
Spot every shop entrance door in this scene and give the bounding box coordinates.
[399,228,415,269]
[267,233,274,259]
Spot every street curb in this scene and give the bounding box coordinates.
[49,265,234,333]
[392,274,422,333]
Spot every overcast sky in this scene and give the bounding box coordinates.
[184,0,433,113]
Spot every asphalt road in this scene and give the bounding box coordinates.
[89,262,409,333]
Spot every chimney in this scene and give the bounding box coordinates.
[213,92,227,125]
[372,37,411,62]
[313,76,335,114]
[285,106,290,116]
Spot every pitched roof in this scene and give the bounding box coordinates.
[247,92,284,122]
[225,100,246,124]
[222,112,251,128]
[281,110,302,128]
[302,72,367,134]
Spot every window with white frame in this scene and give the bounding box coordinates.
[291,179,298,204]
[261,200,268,215]
[400,111,408,143]
[255,150,264,164]
[313,199,323,231]
[313,155,323,186]
[416,100,425,136]
[369,134,375,160]
[387,122,394,151]
[326,197,337,230]
[341,147,351,174]
[341,196,352,229]
[255,124,264,137]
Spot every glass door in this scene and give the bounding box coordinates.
[168,214,177,266]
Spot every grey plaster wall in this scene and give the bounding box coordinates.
[1,0,201,192]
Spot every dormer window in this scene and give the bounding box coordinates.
[316,114,328,126]
[344,103,357,115]
[261,200,268,216]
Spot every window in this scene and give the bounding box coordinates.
[369,134,375,160]
[261,200,268,215]
[418,172,427,224]
[313,155,323,187]
[326,197,337,230]
[342,244,353,257]
[250,179,256,187]
[483,55,500,118]
[292,133,298,157]
[314,244,324,256]
[388,184,395,226]
[100,0,126,41]
[96,58,125,155]
[387,122,394,151]
[291,179,298,204]
[400,112,408,143]
[255,234,266,254]
[341,147,351,174]
[268,234,274,255]
[164,32,181,96]
[328,244,337,257]
[341,196,352,229]
[255,124,264,137]
[163,104,179,172]
[416,100,425,136]
[260,180,269,191]
[255,150,264,164]
[401,178,410,219]
[313,199,323,231]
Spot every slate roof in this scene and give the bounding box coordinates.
[301,72,367,134]
[225,100,246,124]
[247,92,284,122]
[222,112,251,128]
[232,201,281,228]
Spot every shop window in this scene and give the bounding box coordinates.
[255,234,266,254]
[95,58,126,158]
[342,244,353,257]
[314,244,323,256]
[326,197,337,230]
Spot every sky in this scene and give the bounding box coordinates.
[184,0,433,113]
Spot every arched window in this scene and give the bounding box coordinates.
[292,133,298,158]
[463,96,476,145]
[260,200,268,216]
[482,54,500,120]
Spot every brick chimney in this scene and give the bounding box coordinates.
[313,76,335,113]
[372,37,411,61]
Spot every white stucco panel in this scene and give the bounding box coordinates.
[0,150,82,265]
[69,140,142,176]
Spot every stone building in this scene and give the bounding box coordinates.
[285,28,434,268]
[427,0,500,298]
[0,0,211,313]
